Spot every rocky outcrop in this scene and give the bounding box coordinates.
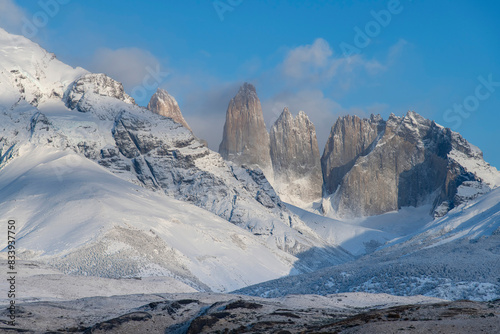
[322,111,499,217]
[218,83,272,178]
[147,88,192,131]
[321,114,385,195]
[64,73,135,112]
[270,108,322,204]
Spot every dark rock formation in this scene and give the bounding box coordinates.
[270,108,322,203]
[322,111,497,217]
[218,83,272,177]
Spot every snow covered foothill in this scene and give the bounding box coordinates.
[0,145,303,292]
[236,188,500,301]
[0,256,197,304]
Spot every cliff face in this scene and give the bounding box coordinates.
[270,108,322,204]
[321,114,385,195]
[147,88,192,131]
[218,83,272,177]
[322,111,499,218]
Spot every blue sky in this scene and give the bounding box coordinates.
[1,0,499,167]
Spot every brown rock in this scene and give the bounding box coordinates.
[147,88,192,131]
[322,112,490,217]
[218,83,272,176]
[321,114,385,195]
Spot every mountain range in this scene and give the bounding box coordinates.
[1,27,499,306]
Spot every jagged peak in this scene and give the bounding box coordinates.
[273,108,314,129]
[370,113,383,123]
[151,87,172,99]
[333,114,383,130]
[147,88,179,110]
[64,73,135,111]
[404,110,428,124]
[146,88,191,131]
[239,82,257,94]
[275,107,292,123]
[297,110,308,118]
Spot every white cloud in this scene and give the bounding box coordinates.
[89,47,166,94]
[281,38,385,86]
[282,38,334,79]
[387,38,410,64]
[0,0,27,34]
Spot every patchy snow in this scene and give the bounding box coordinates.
[449,148,500,187]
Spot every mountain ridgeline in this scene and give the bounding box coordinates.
[219,83,500,218]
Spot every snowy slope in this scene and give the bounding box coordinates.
[236,189,500,301]
[287,203,433,256]
[0,145,303,292]
[0,28,87,107]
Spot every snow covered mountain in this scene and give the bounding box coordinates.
[0,28,355,292]
[217,83,499,219]
[321,112,500,218]
[1,27,499,303]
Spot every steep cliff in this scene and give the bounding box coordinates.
[270,108,322,204]
[147,88,192,131]
[218,83,272,178]
[322,112,500,217]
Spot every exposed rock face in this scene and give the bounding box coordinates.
[147,88,192,131]
[322,111,499,217]
[321,114,385,195]
[270,108,322,204]
[219,83,272,177]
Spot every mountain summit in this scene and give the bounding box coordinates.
[147,88,192,131]
[0,29,353,292]
[321,111,500,217]
[270,108,322,204]
[218,83,272,178]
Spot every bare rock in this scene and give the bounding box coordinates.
[270,108,322,204]
[322,111,497,217]
[218,83,272,177]
[147,88,192,131]
[321,114,385,195]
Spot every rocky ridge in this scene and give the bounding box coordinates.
[0,29,352,274]
[321,112,500,218]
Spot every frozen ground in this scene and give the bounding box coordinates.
[0,283,498,334]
